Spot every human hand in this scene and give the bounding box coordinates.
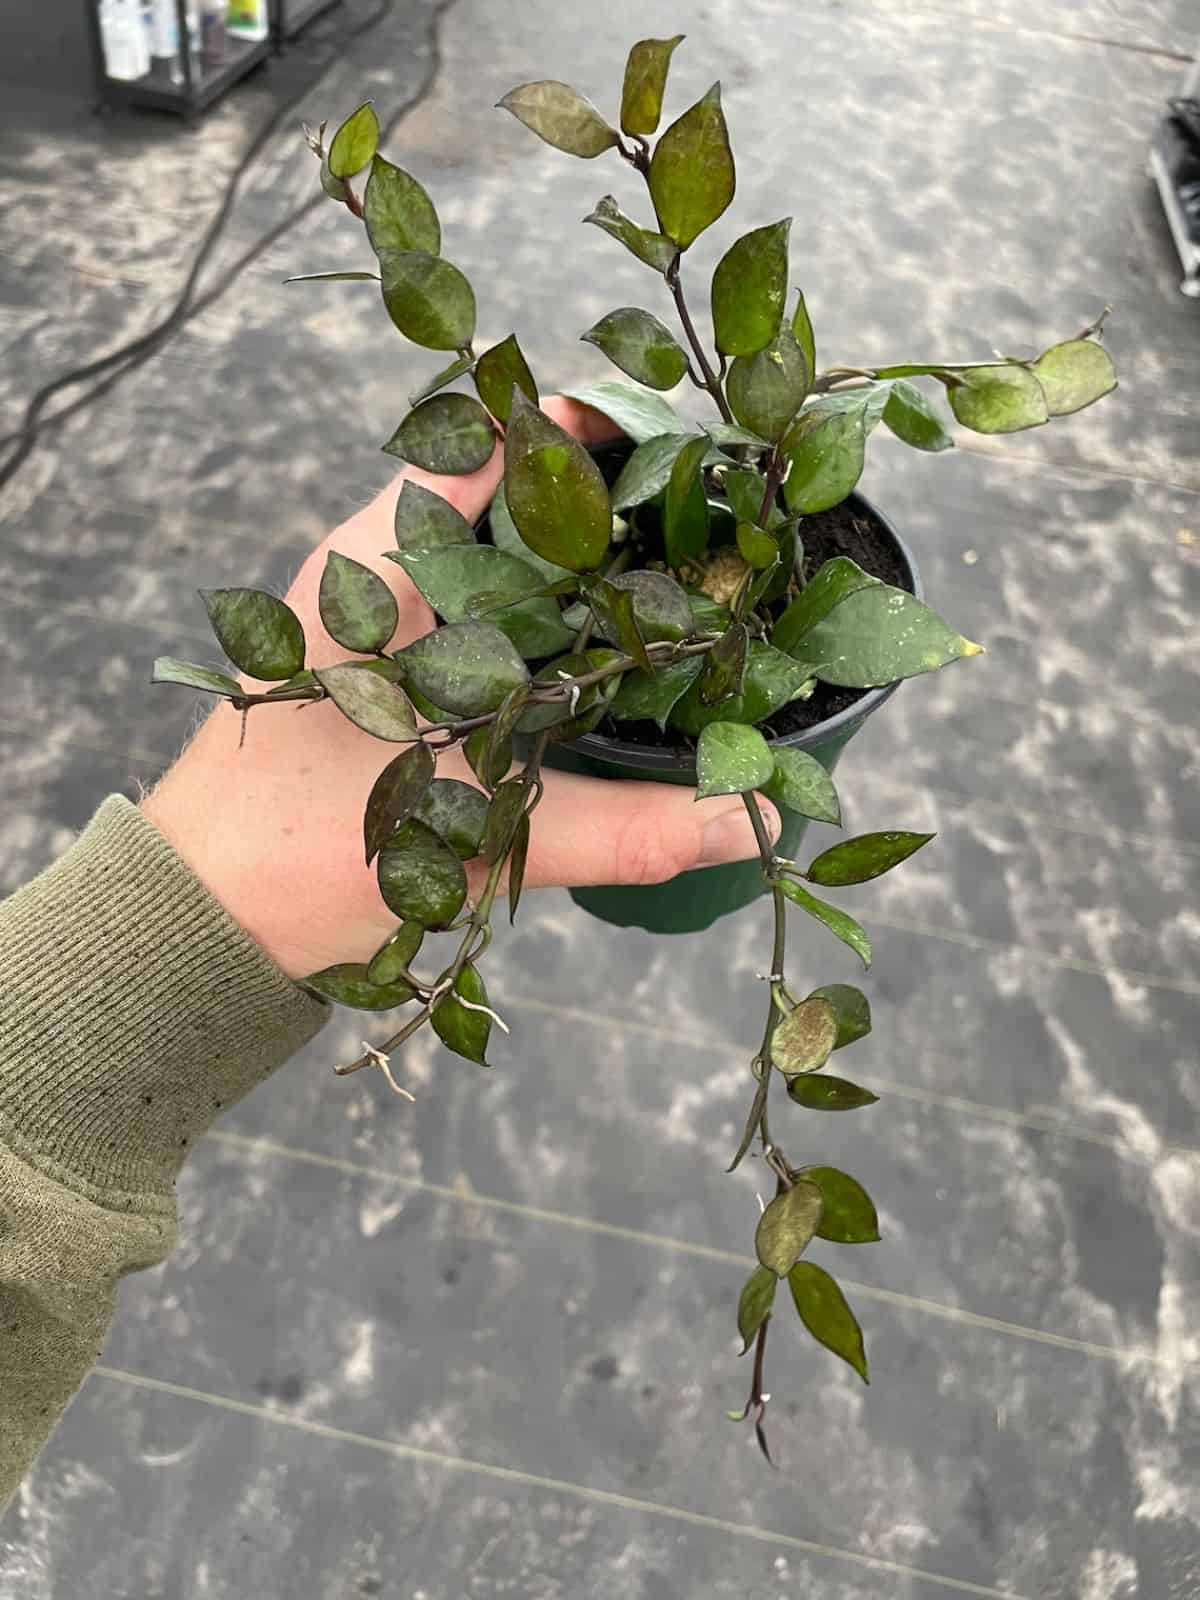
[140,397,780,980]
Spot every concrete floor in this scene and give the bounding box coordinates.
[2,1,1199,1596]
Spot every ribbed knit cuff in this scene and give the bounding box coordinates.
[0,795,330,1200]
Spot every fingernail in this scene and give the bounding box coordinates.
[699,800,781,866]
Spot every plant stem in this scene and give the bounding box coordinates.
[756,450,786,529]
[743,794,789,1162]
[666,261,734,424]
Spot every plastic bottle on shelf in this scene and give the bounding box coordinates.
[226,0,269,43]
[145,0,183,84]
[198,0,227,66]
[99,0,150,80]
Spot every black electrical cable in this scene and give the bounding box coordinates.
[0,0,448,495]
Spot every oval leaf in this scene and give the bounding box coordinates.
[807,830,934,886]
[737,1265,777,1353]
[610,433,693,512]
[763,747,841,825]
[670,642,815,736]
[736,521,778,570]
[152,657,242,697]
[788,1261,868,1382]
[801,1167,881,1243]
[726,329,810,442]
[377,817,467,927]
[488,482,573,583]
[786,1074,879,1111]
[771,996,838,1075]
[563,380,686,443]
[620,34,684,135]
[770,556,879,657]
[504,390,612,572]
[315,663,419,741]
[415,777,489,859]
[755,1180,823,1276]
[201,589,305,682]
[1031,338,1116,416]
[779,878,871,969]
[366,921,425,987]
[648,83,735,250]
[383,393,496,476]
[380,250,476,351]
[498,80,618,158]
[805,585,983,689]
[610,654,703,727]
[808,984,871,1051]
[882,379,954,452]
[327,102,379,179]
[319,551,399,654]
[663,433,710,567]
[588,578,651,672]
[696,720,773,799]
[432,963,492,1064]
[363,154,440,256]
[582,307,689,391]
[398,620,530,716]
[608,570,694,643]
[364,741,435,864]
[782,400,867,515]
[584,195,678,276]
[303,962,414,1010]
[394,480,477,550]
[393,545,548,621]
[475,333,538,424]
[712,219,791,358]
[944,364,1049,434]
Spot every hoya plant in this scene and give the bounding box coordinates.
[154,37,1116,1458]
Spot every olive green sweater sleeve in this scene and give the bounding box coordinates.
[0,795,330,1506]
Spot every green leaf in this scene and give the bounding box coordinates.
[755,1180,823,1276]
[791,290,815,379]
[363,154,441,256]
[315,663,419,741]
[488,482,572,583]
[415,777,489,859]
[474,333,538,423]
[517,647,621,738]
[605,571,694,643]
[663,433,710,566]
[1031,338,1117,416]
[363,741,435,864]
[398,620,530,716]
[779,878,871,968]
[801,1167,881,1243]
[782,400,867,515]
[466,684,524,788]
[394,480,477,550]
[365,920,425,987]
[944,364,1049,434]
[787,1074,879,1111]
[807,830,934,887]
[737,1265,777,1353]
[620,34,684,135]
[379,249,476,351]
[685,590,732,633]
[303,962,414,1010]
[327,101,379,179]
[610,432,692,513]
[711,219,791,358]
[562,380,686,443]
[699,620,748,706]
[498,80,618,158]
[882,379,954,452]
[583,195,678,276]
[319,551,399,654]
[648,83,735,250]
[284,270,381,284]
[582,308,689,391]
[726,329,810,443]
[432,962,492,1064]
[722,468,777,529]
[201,589,305,682]
[377,817,467,927]
[482,779,527,865]
[696,720,773,799]
[610,654,703,726]
[265,668,317,696]
[770,556,878,657]
[805,380,893,433]
[771,996,838,1075]
[805,585,983,689]
[502,811,529,923]
[393,544,547,619]
[383,393,495,476]
[808,984,871,1050]
[669,642,815,735]
[736,521,778,570]
[504,390,612,572]
[763,747,840,825]
[708,423,770,450]
[151,657,242,697]
[588,579,652,671]
[409,352,476,407]
[788,1261,868,1381]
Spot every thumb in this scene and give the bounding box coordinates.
[521,769,782,891]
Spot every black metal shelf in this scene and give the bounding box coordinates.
[86,2,272,118]
[276,0,343,42]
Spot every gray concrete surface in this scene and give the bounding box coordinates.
[1,1,1198,1596]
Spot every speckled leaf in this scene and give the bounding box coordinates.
[432,963,492,1064]
[782,400,867,515]
[408,352,476,407]
[726,328,810,442]
[398,620,530,716]
[504,390,611,572]
[882,379,954,452]
[791,290,815,379]
[152,657,242,697]
[383,393,495,476]
[648,83,735,250]
[609,654,703,726]
[394,480,477,550]
[366,921,425,987]
[474,333,538,423]
[482,779,528,865]
[807,830,934,886]
[377,817,467,927]
[489,482,573,583]
[498,80,618,158]
[788,1261,868,1381]
[772,996,838,1075]
[319,551,398,654]
[802,1166,881,1243]
[770,556,879,657]
[466,684,524,789]
[392,545,547,620]
[364,154,440,256]
[711,219,791,358]
[663,433,710,567]
[363,741,435,864]
[563,380,686,443]
[779,878,871,969]
[809,984,871,1050]
[582,308,689,391]
[380,250,476,351]
[737,1265,777,1353]
[327,101,378,179]
[201,589,305,682]
[517,648,622,738]
[583,196,678,276]
[415,777,489,859]
[755,1180,823,1276]
[763,747,841,825]
[315,663,419,741]
[303,962,414,1010]
[786,1073,879,1111]
[606,570,694,643]
[944,364,1049,434]
[620,34,684,135]
[805,585,982,689]
[699,620,748,706]
[588,579,652,671]
[1031,339,1116,416]
[669,642,815,735]
[696,720,773,799]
